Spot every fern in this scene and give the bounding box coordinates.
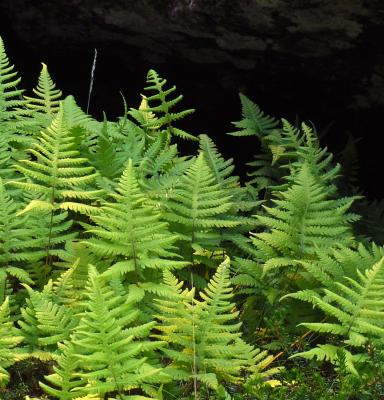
[86,119,125,182]
[226,94,282,192]
[270,120,340,193]
[292,344,364,376]
[9,102,101,270]
[54,241,104,291]
[24,62,62,120]
[292,257,384,374]
[0,297,24,388]
[252,163,359,277]
[136,134,193,205]
[155,257,279,394]
[39,341,85,400]
[128,94,161,143]
[141,69,197,142]
[41,266,167,399]
[284,241,384,302]
[85,159,187,280]
[229,163,360,336]
[0,35,34,169]
[199,134,237,187]
[1,35,383,398]
[227,93,279,137]
[163,152,241,265]
[0,36,26,126]
[228,96,341,198]
[11,102,100,213]
[198,133,261,253]
[0,178,37,292]
[18,281,78,358]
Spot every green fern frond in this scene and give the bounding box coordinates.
[164,153,241,261]
[198,134,236,187]
[291,242,384,293]
[198,133,260,219]
[61,95,93,129]
[293,257,384,373]
[227,94,279,137]
[276,120,340,192]
[141,69,197,142]
[0,36,26,124]
[0,36,33,158]
[41,266,167,398]
[39,341,85,400]
[85,159,187,280]
[87,122,125,181]
[251,163,358,277]
[10,103,100,208]
[8,103,101,269]
[291,344,363,376]
[0,178,43,295]
[24,62,62,117]
[155,257,278,393]
[0,297,24,388]
[18,280,77,357]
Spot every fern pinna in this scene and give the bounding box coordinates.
[0,297,24,388]
[0,178,36,300]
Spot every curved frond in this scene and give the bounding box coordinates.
[227,94,279,137]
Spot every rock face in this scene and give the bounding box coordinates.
[2,1,383,63]
[1,0,384,196]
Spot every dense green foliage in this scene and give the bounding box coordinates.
[0,36,383,399]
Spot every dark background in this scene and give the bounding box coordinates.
[1,0,384,198]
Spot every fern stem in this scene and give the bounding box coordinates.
[190,271,199,400]
[0,277,5,303]
[45,186,56,270]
